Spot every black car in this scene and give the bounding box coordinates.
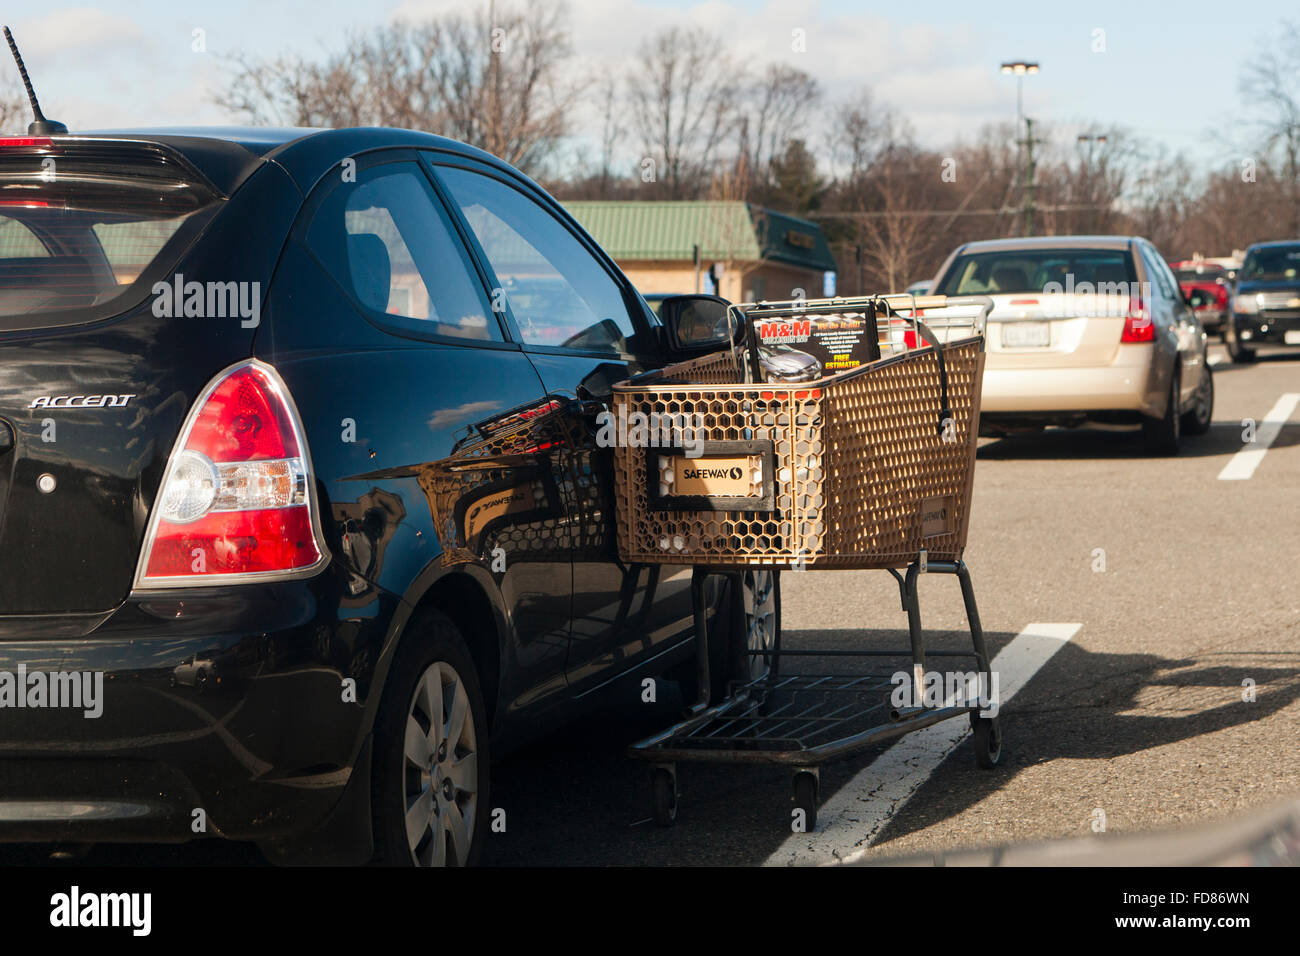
[0,126,766,866]
[1225,240,1300,363]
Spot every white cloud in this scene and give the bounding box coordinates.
[14,7,145,54]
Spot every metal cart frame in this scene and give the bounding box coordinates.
[621,293,1000,830]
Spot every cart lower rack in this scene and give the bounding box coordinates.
[616,293,999,830]
[628,558,1001,829]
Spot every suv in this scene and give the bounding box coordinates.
[1225,240,1300,362]
[0,128,764,866]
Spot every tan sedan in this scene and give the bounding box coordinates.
[929,235,1214,453]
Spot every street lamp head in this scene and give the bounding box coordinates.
[1000,61,1040,74]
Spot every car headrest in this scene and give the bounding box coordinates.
[347,233,391,312]
[992,267,1028,292]
[1093,264,1129,285]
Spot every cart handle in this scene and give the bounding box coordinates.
[910,318,951,435]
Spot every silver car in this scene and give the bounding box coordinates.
[931,235,1214,454]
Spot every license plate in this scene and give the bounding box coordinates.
[1285,330,1300,344]
[1002,321,1050,348]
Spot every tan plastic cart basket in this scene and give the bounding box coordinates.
[612,295,989,570]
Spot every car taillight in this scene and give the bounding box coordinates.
[0,136,53,149]
[135,360,328,587]
[1121,296,1154,343]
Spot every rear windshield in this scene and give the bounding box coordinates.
[0,141,219,330]
[935,249,1137,295]
[1240,245,1300,282]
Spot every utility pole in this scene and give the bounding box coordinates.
[1019,117,1046,236]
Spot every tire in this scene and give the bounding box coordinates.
[734,569,780,687]
[1181,362,1214,436]
[1142,366,1181,456]
[1226,321,1256,363]
[677,570,780,705]
[973,715,1002,769]
[792,771,818,831]
[651,767,677,827]
[371,610,489,866]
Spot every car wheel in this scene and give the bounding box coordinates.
[1142,366,1181,455]
[371,610,489,867]
[737,569,780,686]
[1181,362,1214,436]
[676,570,780,705]
[1226,322,1256,363]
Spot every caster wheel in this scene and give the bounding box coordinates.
[651,767,677,827]
[792,771,818,831]
[973,715,1002,769]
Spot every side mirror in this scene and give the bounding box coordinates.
[658,294,734,355]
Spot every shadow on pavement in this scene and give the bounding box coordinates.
[977,422,1298,460]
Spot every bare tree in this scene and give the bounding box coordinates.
[0,82,28,134]
[216,2,580,174]
[1238,18,1300,235]
[742,65,820,184]
[628,27,742,198]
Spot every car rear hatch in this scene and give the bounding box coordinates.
[937,247,1139,368]
[0,135,290,621]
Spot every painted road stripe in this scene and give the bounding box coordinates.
[1217,393,1300,481]
[764,621,1081,867]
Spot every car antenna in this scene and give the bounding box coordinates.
[3,26,68,135]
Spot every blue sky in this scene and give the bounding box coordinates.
[4,0,1289,172]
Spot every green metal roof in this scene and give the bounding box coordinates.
[564,201,837,273]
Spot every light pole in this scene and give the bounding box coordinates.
[1001,61,1040,235]
[1076,134,1108,231]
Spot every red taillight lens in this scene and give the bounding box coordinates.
[186,366,300,461]
[1121,297,1154,343]
[136,362,325,585]
[0,136,54,149]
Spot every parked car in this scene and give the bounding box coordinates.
[1169,259,1229,337]
[930,236,1214,453]
[169,649,226,693]
[905,280,932,296]
[1224,240,1300,363]
[0,126,769,866]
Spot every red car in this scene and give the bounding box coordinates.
[1169,259,1230,336]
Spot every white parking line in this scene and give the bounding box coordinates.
[1217,393,1300,481]
[764,621,1081,867]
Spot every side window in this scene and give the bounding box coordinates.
[1140,245,1175,301]
[1156,256,1185,305]
[434,165,638,353]
[306,163,500,341]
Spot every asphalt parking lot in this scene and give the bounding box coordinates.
[7,344,1296,867]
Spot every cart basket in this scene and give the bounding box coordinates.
[612,294,991,570]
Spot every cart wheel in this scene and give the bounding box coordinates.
[792,771,818,831]
[972,715,1002,769]
[651,767,678,827]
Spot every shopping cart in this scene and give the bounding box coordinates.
[613,293,999,829]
